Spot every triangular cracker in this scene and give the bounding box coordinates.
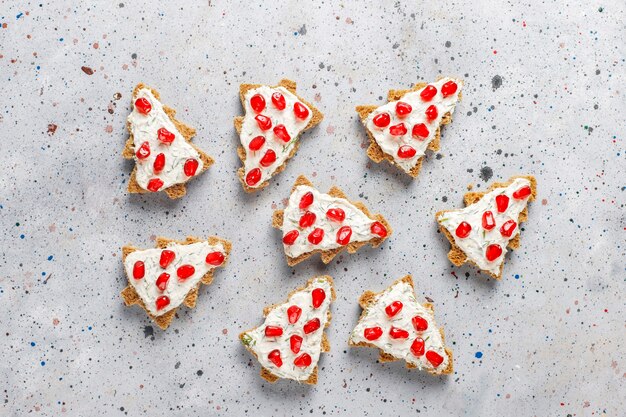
[240,276,336,384]
[121,235,231,329]
[356,77,463,177]
[349,275,453,376]
[272,175,392,266]
[123,83,214,199]
[436,175,537,279]
[234,79,323,192]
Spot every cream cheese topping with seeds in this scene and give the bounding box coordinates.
[124,241,226,316]
[437,177,532,275]
[241,276,333,382]
[365,77,463,172]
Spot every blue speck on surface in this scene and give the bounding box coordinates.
[515,274,520,279]
[59,38,63,41]
[40,361,46,366]
[48,255,53,260]
[20,234,25,239]
[16,12,23,19]
[475,352,483,359]
[41,272,46,276]
[30,342,35,347]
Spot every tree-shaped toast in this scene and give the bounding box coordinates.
[436,175,537,279]
[234,79,323,192]
[349,275,453,376]
[356,77,463,177]
[123,83,214,199]
[121,236,231,330]
[240,276,336,384]
[272,175,392,266]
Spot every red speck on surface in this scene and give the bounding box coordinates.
[222,329,228,335]
[81,66,94,75]
[493,50,498,54]
[451,271,458,279]
[52,318,60,326]
[522,21,526,27]
[47,123,57,135]
[93,42,99,49]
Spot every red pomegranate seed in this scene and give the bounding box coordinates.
[282,230,299,245]
[482,211,496,230]
[311,288,326,308]
[255,114,272,131]
[259,149,276,167]
[326,208,345,223]
[372,113,391,128]
[267,349,282,367]
[248,135,265,151]
[441,81,458,97]
[420,85,437,101]
[425,105,438,121]
[273,124,291,142]
[153,153,165,173]
[500,220,517,238]
[299,192,314,209]
[147,178,164,192]
[410,338,425,357]
[397,145,416,159]
[455,221,472,238]
[159,250,175,268]
[389,123,407,136]
[294,353,312,367]
[250,94,266,113]
[485,244,503,261]
[308,228,324,245]
[290,335,303,354]
[265,326,283,337]
[136,141,150,159]
[155,295,170,311]
[336,226,352,245]
[370,221,388,238]
[389,326,409,339]
[303,318,321,334]
[496,194,509,213]
[426,350,444,367]
[513,185,532,200]
[134,97,151,115]
[364,327,383,341]
[205,251,224,266]
[299,211,316,228]
[395,101,412,117]
[385,301,403,318]
[271,92,286,110]
[157,127,175,144]
[293,102,310,120]
[177,264,195,280]
[412,123,429,139]
[245,168,262,186]
[132,261,145,279]
[287,305,302,324]
[156,272,170,291]
[412,315,429,331]
[183,159,199,177]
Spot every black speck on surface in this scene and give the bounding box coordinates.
[298,24,307,35]
[492,75,503,90]
[445,40,451,47]
[479,166,493,182]
[143,325,154,339]
[196,370,203,376]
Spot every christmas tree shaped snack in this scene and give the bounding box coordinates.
[234,79,323,192]
[123,83,214,199]
[349,275,453,376]
[356,77,463,177]
[121,236,231,330]
[240,276,336,384]
[272,175,392,266]
[436,175,537,279]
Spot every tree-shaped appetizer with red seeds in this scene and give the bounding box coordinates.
[349,275,453,376]
[240,276,336,384]
[122,83,214,199]
[121,236,231,330]
[272,175,392,266]
[436,175,537,279]
[234,79,323,192]
[356,77,463,177]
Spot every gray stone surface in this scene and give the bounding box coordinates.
[1,1,624,416]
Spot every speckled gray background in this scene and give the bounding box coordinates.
[1,1,624,416]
